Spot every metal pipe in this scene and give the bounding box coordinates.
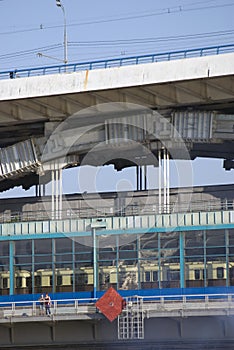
[158,150,161,214]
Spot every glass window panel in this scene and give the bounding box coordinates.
[34,239,52,254]
[119,250,137,260]
[98,252,116,261]
[98,235,117,250]
[35,263,52,271]
[0,257,9,267]
[185,247,204,257]
[206,230,225,247]
[139,260,159,289]
[74,240,92,253]
[0,242,9,257]
[185,261,205,288]
[118,235,137,250]
[160,232,179,249]
[14,266,32,294]
[118,264,138,290]
[139,233,158,249]
[15,240,32,255]
[140,250,158,259]
[185,231,204,248]
[55,238,72,254]
[15,256,32,265]
[206,247,226,257]
[228,229,234,246]
[99,265,117,290]
[55,264,73,292]
[74,262,93,291]
[75,253,92,261]
[55,253,72,263]
[34,255,52,264]
[160,257,180,288]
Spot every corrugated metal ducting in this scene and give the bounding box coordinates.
[0,139,40,178]
[172,111,213,141]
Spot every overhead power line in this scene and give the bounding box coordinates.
[1,28,234,63]
[68,29,234,47]
[0,1,233,36]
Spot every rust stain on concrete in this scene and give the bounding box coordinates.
[84,70,89,90]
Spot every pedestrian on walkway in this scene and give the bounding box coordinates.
[44,293,51,316]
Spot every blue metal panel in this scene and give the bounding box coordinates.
[1,286,234,304]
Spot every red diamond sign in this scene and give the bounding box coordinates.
[96,287,125,322]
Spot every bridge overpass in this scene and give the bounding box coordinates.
[0,44,233,197]
[0,293,234,349]
[0,44,233,349]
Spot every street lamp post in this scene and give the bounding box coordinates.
[56,0,68,64]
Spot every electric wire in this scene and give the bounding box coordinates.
[0,1,233,36]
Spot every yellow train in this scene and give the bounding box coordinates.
[0,260,233,295]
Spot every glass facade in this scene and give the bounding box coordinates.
[0,228,233,295]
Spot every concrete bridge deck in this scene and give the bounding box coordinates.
[0,294,234,349]
[0,44,234,147]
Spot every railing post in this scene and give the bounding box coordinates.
[33,301,37,316]
[75,299,79,314]
[53,300,57,315]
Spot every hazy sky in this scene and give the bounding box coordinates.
[0,0,233,196]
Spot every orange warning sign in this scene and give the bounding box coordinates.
[96,287,125,322]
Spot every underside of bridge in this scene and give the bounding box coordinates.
[0,53,233,195]
[0,316,234,350]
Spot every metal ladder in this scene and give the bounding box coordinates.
[118,296,144,340]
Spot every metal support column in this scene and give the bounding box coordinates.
[51,163,63,219]
[163,148,167,212]
[180,232,185,288]
[158,150,162,214]
[92,228,97,299]
[9,241,14,295]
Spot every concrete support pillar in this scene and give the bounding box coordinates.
[158,148,170,213]
[51,165,63,220]
[136,165,147,191]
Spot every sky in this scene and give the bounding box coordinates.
[0,0,233,196]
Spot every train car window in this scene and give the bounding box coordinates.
[217,267,224,279]
[194,269,200,280]
[104,274,110,283]
[3,278,8,289]
[152,271,158,282]
[229,266,234,278]
[145,271,150,282]
[34,276,41,287]
[26,277,32,288]
[57,275,62,286]
[167,270,180,281]
[75,273,88,285]
[49,276,52,286]
[15,277,22,288]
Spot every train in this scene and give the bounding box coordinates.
[0,260,233,295]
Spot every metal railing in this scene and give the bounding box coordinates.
[1,43,234,80]
[0,198,232,224]
[0,293,234,321]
